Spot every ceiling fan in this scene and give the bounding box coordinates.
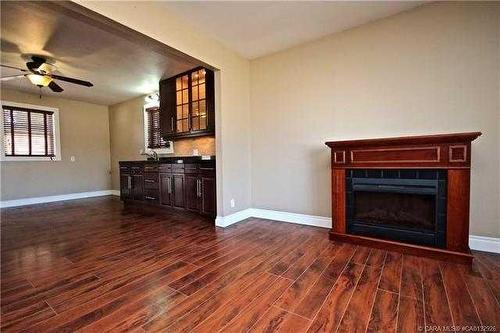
[0,56,93,92]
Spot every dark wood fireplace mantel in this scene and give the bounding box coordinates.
[325,132,481,264]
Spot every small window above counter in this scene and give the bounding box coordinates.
[159,67,215,140]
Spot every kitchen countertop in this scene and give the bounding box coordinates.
[119,156,215,164]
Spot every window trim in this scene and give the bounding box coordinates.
[143,101,173,155]
[1,100,62,161]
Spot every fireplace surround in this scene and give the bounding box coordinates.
[326,132,481,264]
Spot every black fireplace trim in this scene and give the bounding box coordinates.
[346,169,447,248]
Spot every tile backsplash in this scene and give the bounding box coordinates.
[171,136,215,156]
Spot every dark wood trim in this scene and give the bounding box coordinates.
[447,169,471,253]
[332,169,346,234]
[326,132,481,149]
[329,232,473,265]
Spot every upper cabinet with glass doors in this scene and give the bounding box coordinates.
[160,67,214,140]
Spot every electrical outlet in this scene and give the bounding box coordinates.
[193,149,199,156]
[230,199,235,208]
[70,156,76,162]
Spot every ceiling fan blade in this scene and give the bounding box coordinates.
[48,81,64,93]
[50,74,93,87]
[1,64,28,72]
[0,74,25,81]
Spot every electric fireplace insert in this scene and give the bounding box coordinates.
[346,169,447,248]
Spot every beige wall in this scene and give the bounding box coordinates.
[79,1,251,216]
[0,89,111,200]
[250,3,500,237]
[108,95,216,190]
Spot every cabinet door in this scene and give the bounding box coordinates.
[159,78,176,137]
[201,176,216,217]
[120,174,131,200]
[172,174,185,208]
[132,175,144,201]
[159,173,172,206]
[185,175,201,212]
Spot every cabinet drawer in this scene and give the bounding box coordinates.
[130,166,143,174]
[184,164,198,174]
[172,164,185,173]
[144,164,158,172]
[144,189,159,204]
[159,164,172,172]
[144,172,159,181]
[199,166,215,176]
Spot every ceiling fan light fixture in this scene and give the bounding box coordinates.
[27,74,52,87]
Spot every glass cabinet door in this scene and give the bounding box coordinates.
[175,75,190,133]
[190,69,207,131]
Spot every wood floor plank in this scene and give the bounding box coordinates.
[191,272,279,333]
[366,289,399,333]
[440,262,482,329]
[397,296,424,333]
[282,238,330,280]
[249,305,311,333]
[400,255,423,300]
[336,265,382,333]
[79,285,186,332]
[351,246,371,265]
[275,243,338,312]
[305,262,364,332]
[421,258,454,328]
[366,248,386,267]
[463,274,500,328]
[379,251,402,294]
[222,276,293,333]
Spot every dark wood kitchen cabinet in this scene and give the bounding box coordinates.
[159,173,173,206]
[119,165,144,201]
[185,174,201,212]
[120,160,216,218]
[160,67,215,140]
[200,175,216,216]
[172,174,186,209]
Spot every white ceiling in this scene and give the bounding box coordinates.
[162,1,426,59]
[0,2,201,105]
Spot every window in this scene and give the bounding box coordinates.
[143,98,172,154]
[145,106,164,149]
[1,101,61,161]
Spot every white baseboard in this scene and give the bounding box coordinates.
[215,209,253,227]
[216,208,331,229]
[468,235,500,253]
[0,190,117,208]
[216,208,499,253]
[250,208,332,228]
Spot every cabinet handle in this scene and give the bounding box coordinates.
[145,179,156,183]
[199,167,214,171]
[145,196,156,200]
[128,176,132,189]
[167,178,172,194]
[171,117,174,131]
[197,179,202,198]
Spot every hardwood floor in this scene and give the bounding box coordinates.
[1,196,499,332]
